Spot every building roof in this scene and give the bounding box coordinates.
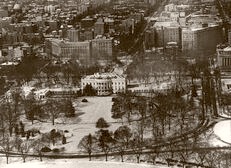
[223,46,231,52]
[82,72,125,80]
[153,21,180,28]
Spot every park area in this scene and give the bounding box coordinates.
[23,96,121,153]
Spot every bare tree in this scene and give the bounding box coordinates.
[148,146,161,165]
[176,135,193,168]
[32,138,48,162]
[78,134,98,161]
[114,125,133,162]
[10,87,22,116]
[98,129,114,161]
[194,149,208,167]
[0,110,6,137]
[1,101,17,136]
[42,99,60,125]
[114,125,132,148]
[205,150,223,168]
[0,136,14,164]
[129,135,143,163]
[19,139,33,163]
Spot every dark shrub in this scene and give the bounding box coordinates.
[52,148,60,153]
[41,146,52,152]
[82,98,88,102]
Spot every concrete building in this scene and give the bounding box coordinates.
[217,44,231,71]
[47,38,91,64]
[144,28,155,49]
[80,29,94,41]
[67,28,80,42]
[94,18,105,37]
[228,30,231,45]
[121,18,135,34]
[81,17,95,28]
[0,17,12,30]
[104,18,115,34]
[81,72,126,96]
[154,22,181,47]
[92,35,113,63]
[0,9,8,18]
[181,24,223,55]
[216,44,231,92]
[165,3,177,12]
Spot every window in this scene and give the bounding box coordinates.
[227,85,231,90]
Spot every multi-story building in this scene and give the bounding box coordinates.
[94,18,105,37]
[61,41,91,64]
[92,35,113,63]
[47,38,92,64]
[154,21,181,47]
[0,17,12,30]
[217,44,231,71]
[47,35,113,65]
[0,9,8,18]
[182,24,223,55]
[228,30,231,45]
[216,44,231,92]
[81,17,95,28]
[81,73,126,96]
[80,29,94,41]
[144,28,155,49]
[67,28,80,42]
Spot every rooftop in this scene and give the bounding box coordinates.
[82,72,125,80]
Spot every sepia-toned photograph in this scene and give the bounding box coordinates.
[0,0,231,167]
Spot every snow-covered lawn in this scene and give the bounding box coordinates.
[212,120,231,146]
[0,159,168,168]
[24,96,121,153]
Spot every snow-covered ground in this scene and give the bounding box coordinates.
[213,120,231,146]
[0,159,168,168]
[24,96,121,152]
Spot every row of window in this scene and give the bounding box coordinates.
[222,58,231,67]
[82,82,125,86]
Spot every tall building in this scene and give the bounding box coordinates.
[80,29,94,41]
[154,22,181,47]
[81,17,95,28]
[182,24,223,55]
[0,9,8,18]
[67,28,80,42]
[94,18,105,37]
[228,30,231,45]
[144,28,155,49]
[92,36,113,63]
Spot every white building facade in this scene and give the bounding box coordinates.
[81,73,126,96]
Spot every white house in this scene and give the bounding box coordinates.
[81,73,126,96]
